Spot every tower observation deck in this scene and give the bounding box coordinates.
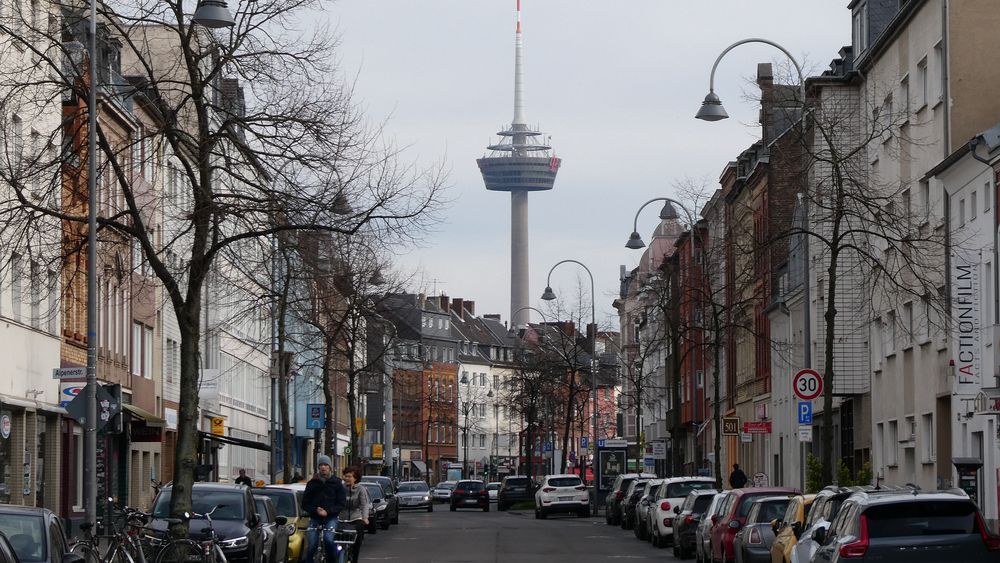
[477,0,561,329]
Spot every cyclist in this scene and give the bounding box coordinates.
[302,455,347,562]
[340,466,370,562]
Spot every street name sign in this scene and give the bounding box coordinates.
[52,367,86,380]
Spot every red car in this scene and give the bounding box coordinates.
[709,487,798,563]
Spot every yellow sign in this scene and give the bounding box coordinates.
[211,417,225,436]
[372,443,383,458]
[355,417,364,433]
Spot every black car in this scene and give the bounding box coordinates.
[148,483,266,563]
[253,495,289,563]
[811,489,1000,562]
[360,476,395,497]
[497,476,535,511]
[0,532,19,563]
[671,489,719,559]
[619,480,649,531]
[360,482,397,531]
[604,473,655,526]
[0,504,82,563]
[450,480,489,512]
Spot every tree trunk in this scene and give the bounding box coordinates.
[277,285,294,484]
[559,374,576,474]
[168,303,202,537]
[525,399,535,482]
[671,339,684,477]
[322,339,336,470]
[821,246,840,486]
[348,373,358,466]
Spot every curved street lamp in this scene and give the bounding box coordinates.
[540,259,598,486]
[695,38,805,122]
[626,197,696,250]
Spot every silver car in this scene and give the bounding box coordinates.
[696,491,729,563]
[431,481,457,503]
[396,480,434,512]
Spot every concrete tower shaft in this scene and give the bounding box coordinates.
[476,0,560,329]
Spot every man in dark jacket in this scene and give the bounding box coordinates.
[729,464,748,489]
[302,455,347,562]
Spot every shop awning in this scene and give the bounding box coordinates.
[199,430,271,452]
[123,403,166,427]
[411,460,427,475]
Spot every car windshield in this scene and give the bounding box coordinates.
[253,498,269,519]
[362,484,384,500]
[152,490,246,520]
[398,482,429,493]
[254,490,300,517]
[693,495,715,513]
[437,483,456,490]
[666,481,716,498]
[459,482,484,491]
[549,477,581,488]
[0,514,46,562]
[505,479,530,487]
[865,501,977,537]
[618,478,636,491]
[486,484,500,491]
[739,493,780,517]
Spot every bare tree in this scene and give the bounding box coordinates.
[0,0,445,532]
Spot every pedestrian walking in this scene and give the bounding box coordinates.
[302,455,347,562]
[340,466,371,562]
[728,463,748,489]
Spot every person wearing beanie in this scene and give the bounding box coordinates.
[301,455,346,562]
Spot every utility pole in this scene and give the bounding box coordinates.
[84,0,99,530]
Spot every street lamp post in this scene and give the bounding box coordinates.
[487,388,496,481]
[627,197,697,476]
[695,37,809,488]
[540,259,597,483]
[460,372,470,479]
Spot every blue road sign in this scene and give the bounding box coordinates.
[597,439,606,448]
[798,401,813,425]
[306,403,325,429]
[544,442,552,452]
[581,436,589,449]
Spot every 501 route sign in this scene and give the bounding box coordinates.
[793,369,823,401]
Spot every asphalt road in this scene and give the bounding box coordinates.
[360,504,682,562]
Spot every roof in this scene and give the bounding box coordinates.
[850,490,970,507]
[661,476,717,484]
[162,483,248,492]
[0,505,53,516]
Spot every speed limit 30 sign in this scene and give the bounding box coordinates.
[793,369,823,401]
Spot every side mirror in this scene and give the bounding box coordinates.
[673,506,681,514]
[275,516,287,526]
[812,527,827,544]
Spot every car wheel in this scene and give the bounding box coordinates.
[605,510,612,525]
[380,517,390,530]
[483,504,489,512]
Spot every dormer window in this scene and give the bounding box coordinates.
[852,1,869,54]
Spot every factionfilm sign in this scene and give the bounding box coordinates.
[951,251,981,393]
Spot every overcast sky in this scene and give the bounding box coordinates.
[327,1,851,329]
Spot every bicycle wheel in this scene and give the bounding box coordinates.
[107,544,137,563]
[71,543,101,563]
[154,540,202,563]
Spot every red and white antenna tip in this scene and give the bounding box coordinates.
[516,0,521,33]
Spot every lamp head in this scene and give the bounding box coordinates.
[460,374,469,384]
[695,91,729,122]
[191,0,235,28]
[540,286,556,301]
[625,231,646,250]
[487,390,494,398]
[659,201,679,220]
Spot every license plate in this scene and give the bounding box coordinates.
[558,496,573,501]
[465,499,477,504]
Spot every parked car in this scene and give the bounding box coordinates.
[708,487,798,563]
[768,494,814,563]
[731,496,790,563]
[534,474,589,519]
[450,480,489,512]
[497,476,536,511]
[431,481,457,503]
[0,505,82,563]
[257,486,306,563]
[360,481,396,531]
[253,495,289,563]
[0,532,19,563]
[634,479,663,541]
[486,482,501,502]
[620,479,650,530]
[671,488,720,559]
[810,489,1000,562]
[789,486,858,563]
[648,477,717,548]
[361,476,396,497]
[395,480,433,512]
[696,492,730,563]
[148,483,266,563]
[604,473,656,526]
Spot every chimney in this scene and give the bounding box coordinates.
[463,300,476,316]
[451,298,465,320]
[437,294,449,312]
[417,293,426,309]
[484,314,501,321]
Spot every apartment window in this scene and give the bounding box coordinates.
[11,115,22,168]
[920,180,931,219]
[986,181,992,212]
[29,260,40,328]
[959,198,965,225]
[902,302,913,344]
[132,322,142,375]
[166,338,178,383]
[916,57,928,108]
[918,295,931,342]
[144,325,153,378]
[885,311,897,353]
[11,252,22,322]
[921,413,935,462]
[971,191,978,220]
[887,420,899,466]
[933,41,944,104]
[900,75,910,119]
[901,189,911,230]
[987,263,994,325]
[876,422,884,469]
[47,269,57,334]
[29,130,39,194]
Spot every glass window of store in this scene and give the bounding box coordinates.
[35,414,45,507]
[0,410,12,504]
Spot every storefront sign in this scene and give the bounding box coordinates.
[0,414,10,439]
[951,251,981,392]
[743,421,772,434]
[130,424,163,443]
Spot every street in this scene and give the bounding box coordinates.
[362,506,677,562]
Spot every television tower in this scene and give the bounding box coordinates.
[477,0,561,329]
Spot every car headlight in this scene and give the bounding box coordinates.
[220,536,249,548]
[375,504,387,512]
[422,495,430,501]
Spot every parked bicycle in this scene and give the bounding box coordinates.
[154,505,228,563]
[71,499,153,563]
[304,523,357,563]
